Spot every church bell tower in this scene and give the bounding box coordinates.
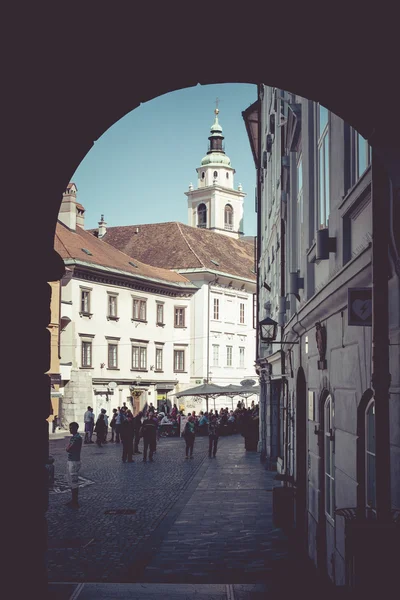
[185,105,246,239]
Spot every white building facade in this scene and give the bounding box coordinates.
[56,188,196,429]
[244,84,400,587]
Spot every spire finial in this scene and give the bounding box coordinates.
[215,97,220,116]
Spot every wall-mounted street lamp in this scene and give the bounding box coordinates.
[259,316,299,345]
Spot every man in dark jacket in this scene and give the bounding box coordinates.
[133,411,143,454]
[140,410,157,462]
[120,411,135,463]
[208,414,220,458]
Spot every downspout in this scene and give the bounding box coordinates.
[206,280,210,414]
[371,151,391,521]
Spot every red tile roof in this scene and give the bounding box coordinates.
[54,221,194,288]
[92,222,256,281]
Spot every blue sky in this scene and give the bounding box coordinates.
[71,83,258,236]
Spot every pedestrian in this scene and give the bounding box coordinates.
[65,422,82,509]
[133,411,143,454]
[120,410,135,463]
[208,414,220,458]
[140,410,157,462]
[115,407,125,443]
[83,406,94,443]
[94,413,107,447]
[184,415,196,459]
[100,408,109,442]
[110,408,117,442]
[52,415,58,434]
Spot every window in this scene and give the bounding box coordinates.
[356,133,371,180]
[201,171,205,180]
[174,307,186,328]
[239,347,245,368]
[317,105,330,228]
[174,349,185,372]
[365,399,376,509]
[155,347,163,372]
[107,294,118,319]
[213,171,218,178]
[156,303,164,325]
[226,172,229,179]
[324,394,335,519]
[297,155,303,267]
[81,341,92,368]
[131,342,147,370]
[212,344,219,367]
[197,203,207,228]
[80,289,91,314]
[224,204,233,230]
[239,302,245,324]
[108,343,118,369]
[213,297,219,320]
[132,297,147,321]
[226,346,233,367]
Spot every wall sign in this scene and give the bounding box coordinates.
[348,287,372,326]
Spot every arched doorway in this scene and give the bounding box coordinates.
[295,367,307,543]
[9,11,400,595]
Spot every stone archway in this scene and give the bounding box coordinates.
[7,9,400,596]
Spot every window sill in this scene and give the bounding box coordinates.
[174,326,187,329]
[130,369,148,373]
[131,319,148,324]
[174,371,187,374]
[156,322,165,327]
[107,316,120,322]
[79,312,93,319]
[80,366,94,369]
[107,367,120,371]
[154,370,164,373]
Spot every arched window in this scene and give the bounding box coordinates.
[224,204,233,230]
[365,399,376,510]
[197,203,207,228]
[201,171,205,180]
[226,172,229,179]
[213,170,218,179]
[324,394,334,519]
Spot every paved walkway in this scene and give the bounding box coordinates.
[48,434,330,598]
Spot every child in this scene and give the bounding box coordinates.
[65,422,82,508]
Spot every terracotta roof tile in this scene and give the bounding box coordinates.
[54,221,193,288]
[92,222,256,281]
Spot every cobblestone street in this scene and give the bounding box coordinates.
[48,433,326,597]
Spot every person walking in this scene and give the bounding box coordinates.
[140,410,157,462]
[100,408,109,442]
[115,407,124,443]
[133,411,143,454]
[94,413,107,447]
[184,415,196,459]
[208,413,220,458]
[52,415,58,433]
[83,406,94,444]
[65,422,82,509]
[120,410,135,463]
[110,408,117,442]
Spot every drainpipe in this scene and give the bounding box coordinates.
[371,151,391,521]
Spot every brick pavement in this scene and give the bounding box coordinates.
[48,433,327,593]
[47,433,210,582]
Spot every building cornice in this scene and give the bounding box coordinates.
[65,260,196,298]
[174,267,256,285]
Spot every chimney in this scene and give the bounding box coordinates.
[98,214,107,239]
[59,183,78,230]
[76,203,85,228]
